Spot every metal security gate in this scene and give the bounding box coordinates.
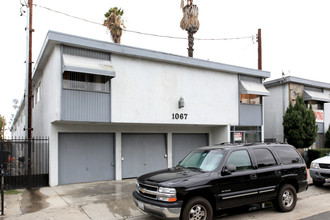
[172,134,208,166]
[122,134,167,178]
[0,137,49,189]
[58,133,115,185]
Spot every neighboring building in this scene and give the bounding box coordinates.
[11,31,270,186]
[264,76,330,148]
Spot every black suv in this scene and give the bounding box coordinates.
[133,143,308,220]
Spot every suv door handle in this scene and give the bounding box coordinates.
[250,174,257,179]
[275,170,281,176]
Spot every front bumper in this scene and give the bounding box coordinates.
[132,191,182,219]
[310,168,330,182]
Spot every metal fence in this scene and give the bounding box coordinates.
[0,137,49,189]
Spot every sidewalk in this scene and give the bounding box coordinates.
[0,171,313,220]
[1,179,155,220]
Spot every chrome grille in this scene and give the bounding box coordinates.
[137,182,158,200]
[319,163,330,169]
[321,173,330,178]
[139,182,158,192]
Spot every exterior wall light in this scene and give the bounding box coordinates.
[178,97,185,109]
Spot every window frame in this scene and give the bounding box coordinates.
[305,100,324,110]
[33,83,41,108]
[272,146,302,165]
[252,148,278,168]
[225,150,253,171]
[62,71,111,93]
[240,94,262,105]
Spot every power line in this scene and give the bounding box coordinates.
[34,4,101,26]
[34,4,255,41]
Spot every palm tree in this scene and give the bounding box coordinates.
[104,7,125,44]
[180,0,200,57]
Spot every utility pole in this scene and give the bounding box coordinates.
[257,28,262,70]
[1,117,4,140]
[25,0,33,188]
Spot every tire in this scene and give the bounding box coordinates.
[272,184,297,212]
[313,179,324,187]
[181,197,213,220]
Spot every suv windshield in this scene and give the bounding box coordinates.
[178,149,224,171]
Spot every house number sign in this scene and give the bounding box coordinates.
[172,113,188,120]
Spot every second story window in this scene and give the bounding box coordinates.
[33,83,41,108]
[305,100,323,110]
[240,94,261,104]
[63,71,110,93]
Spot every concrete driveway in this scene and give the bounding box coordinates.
[1,171,314,220]
[1,179,157,220]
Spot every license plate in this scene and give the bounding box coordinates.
[137,201,144,210]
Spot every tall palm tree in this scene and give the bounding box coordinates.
[180,0,200,57]
[104,7,125,44]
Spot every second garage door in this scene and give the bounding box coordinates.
[122,134,167,178]
[172,134,208,166]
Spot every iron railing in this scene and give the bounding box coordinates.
[0,137,49,189]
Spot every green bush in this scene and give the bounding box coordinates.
[283,96,317,149]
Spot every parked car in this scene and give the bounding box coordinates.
[310,154,330,187]
[133,143,308,220]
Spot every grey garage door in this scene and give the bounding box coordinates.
[122,134,167,178]
[59,133,115,185]
[172,134,208,166]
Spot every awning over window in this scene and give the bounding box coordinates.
[304,90,330,102]
[240,80,270,96]
[62,54,116,77]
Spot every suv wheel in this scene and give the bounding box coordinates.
[273,184,297,212]
[181,197,213,220]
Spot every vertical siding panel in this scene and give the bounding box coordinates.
[61,90,110,122]
[239,104,262,126]
[62,46,111,61]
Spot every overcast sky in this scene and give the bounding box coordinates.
[1,0,329,134]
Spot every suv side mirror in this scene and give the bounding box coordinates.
[222,164,236,175]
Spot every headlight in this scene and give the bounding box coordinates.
[311,162,319,169]
[158,187,176,194]
[158,187,177,202]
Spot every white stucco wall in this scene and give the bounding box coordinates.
[211,125,230,145]
[324,89,330,133]
[32,46,62,137]
[111,55,239,126]
[324,103,330,133]
[264,84,288,141]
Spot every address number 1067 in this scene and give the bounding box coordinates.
[172,113,188,120]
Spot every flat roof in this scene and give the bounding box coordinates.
[264,76,330,89]
[33,31,270,79]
